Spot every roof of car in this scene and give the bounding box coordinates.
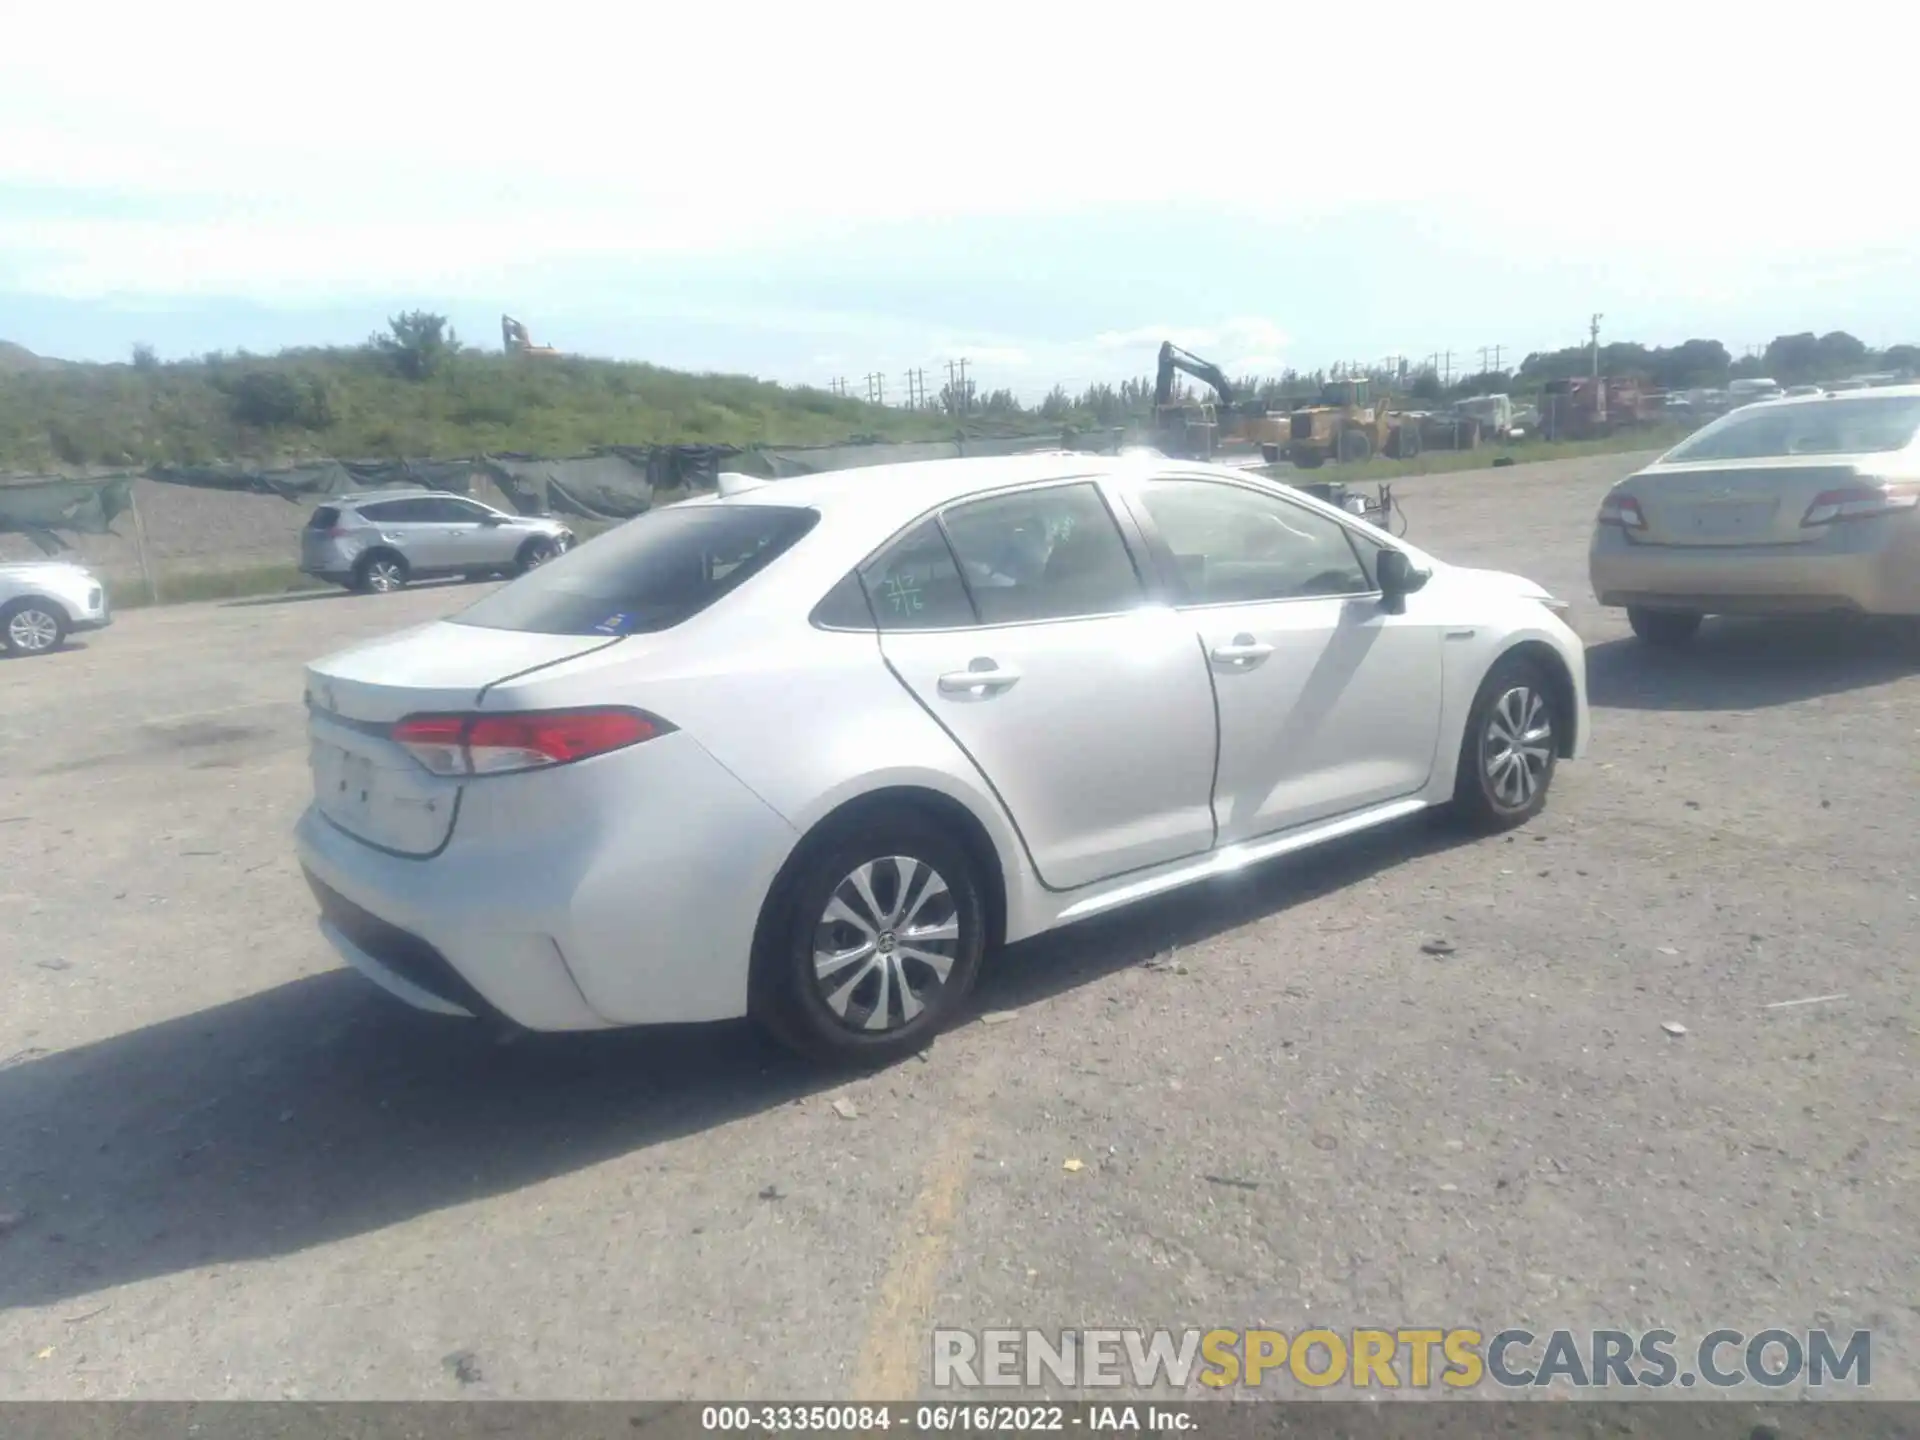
[1747,383,1920,406]
[708,451,1160,520]
[327,488,435,505]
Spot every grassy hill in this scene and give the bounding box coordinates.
[0,340,962,472]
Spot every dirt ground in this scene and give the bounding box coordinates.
[1,449,1915,1402]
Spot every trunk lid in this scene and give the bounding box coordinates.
[304,621,621,856]
[1630,461,1865,547]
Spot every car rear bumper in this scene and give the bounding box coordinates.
[1589,526,1920,616]
[297,807,615,1030]
[292,730,800,1031]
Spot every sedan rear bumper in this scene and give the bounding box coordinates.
[291,729,800,1032]
[1590,526,1920,616]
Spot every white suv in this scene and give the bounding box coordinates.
[0,559,112,656]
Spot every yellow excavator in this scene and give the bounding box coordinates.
[1150,342,1291,459]
[502,315,561,358]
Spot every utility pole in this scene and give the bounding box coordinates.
[1440,350,1454,385]
[829,376,847,397]
[905,368,926,410]
[946,358,972,415]
[1491,344,1504,374]
[1589,314,1604,379]
[865,372,885,406]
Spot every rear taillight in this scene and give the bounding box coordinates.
[392,708,670,776]
[1597,492,1647,531]
[1800,482,1920,527]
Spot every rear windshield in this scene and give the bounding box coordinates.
[451,503,818,635]
[1663,395,1920,462]
[307,506,340,530]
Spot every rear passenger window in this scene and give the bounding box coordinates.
[307,506,340,531]
[860,521,975,630]
[811,571,874,630]
[939,482,1143,624]
[357,498,416,522]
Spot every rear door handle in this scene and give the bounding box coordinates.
[1209,635,1274,666]
[937,662,1021,696]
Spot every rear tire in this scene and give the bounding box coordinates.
[752,814,986,1067]
[1449,653,1560,833]
[1337,428,1373,464]
[1627,606,1702,647]
[351,551,409,594]
[1,598,68,656]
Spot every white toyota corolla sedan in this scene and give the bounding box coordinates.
[295,454,1588,1063]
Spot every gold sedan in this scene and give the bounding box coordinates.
[1590,387,1920,645]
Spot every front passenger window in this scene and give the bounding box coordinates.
[1138,480,1370,605]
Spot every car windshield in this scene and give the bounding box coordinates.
[452,503,817,635]
[1662,395,1920,461]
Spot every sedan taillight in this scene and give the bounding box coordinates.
[1800,482,1920,527]
[1597,492,1647,531]
[392,708,671,776]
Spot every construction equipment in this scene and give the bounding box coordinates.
[1150,342,1291,459]
[1284,377,1421,468]
[502,315,561,358]
[1538,375,1654,439]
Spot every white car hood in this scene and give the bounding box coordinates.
[1427,561,1561,606]
[0,560,94,580]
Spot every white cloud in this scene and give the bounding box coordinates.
[1095,319,1290,361]
[4,0,1916,377]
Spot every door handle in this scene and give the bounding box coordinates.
[1209,635,1274,666]
[937,661,1021,696]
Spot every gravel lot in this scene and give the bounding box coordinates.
[2,449,1915,1401]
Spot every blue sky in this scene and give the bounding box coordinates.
[4,1,1916,401]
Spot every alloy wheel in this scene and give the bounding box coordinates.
[365,560,405,592]
[7,607,60,653]
[811,856,961,1032]
[1482,685,1553,810]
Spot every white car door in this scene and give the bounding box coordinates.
[870,480,1219,890]
[1122,474,1445,843]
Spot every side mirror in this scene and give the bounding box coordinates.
[479,515,507,526]
[1376,548,1430,615]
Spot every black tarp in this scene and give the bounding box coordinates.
[0,430,1107,542]
[0,474,135,553]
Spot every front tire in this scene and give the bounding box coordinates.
[1450,654,1559,833]
[1627,606,1703,647]
[1,599,68,656]
[516,537,560,575]
[753,815,986,1066]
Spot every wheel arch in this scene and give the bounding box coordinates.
[3,591,72,623]
[354,544,407,572]
[1495,638,1578,758]
[748,784,1012,1007]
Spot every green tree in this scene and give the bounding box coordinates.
[373,310,460,381]
[226,370,337,429]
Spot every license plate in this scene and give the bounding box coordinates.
[316,740,378,809]
[1687,500,1775,537]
